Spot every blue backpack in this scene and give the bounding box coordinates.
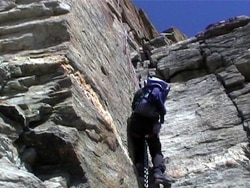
[133,77,170,118]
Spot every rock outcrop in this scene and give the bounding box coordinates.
[0,0,158,187]
[162,27,188,43]
[1,0,250,188]
[133,15,250,187]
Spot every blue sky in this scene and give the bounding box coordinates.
[132,0,250,37]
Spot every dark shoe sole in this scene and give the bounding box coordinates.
[154,179,172,188]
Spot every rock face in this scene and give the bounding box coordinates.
[0,0,156,187]
[0,0,250,188]
[133,15,250,187]
[162,27,188,43]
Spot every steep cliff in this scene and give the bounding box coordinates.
[0,0,250,188]
[0,0,156,187]
[133,15,250,187]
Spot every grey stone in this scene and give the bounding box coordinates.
[217,65,245,90]
[0,0,15,12]
[235,52,250,81]
[0,157,45,188]
[206,52,223,73]
[233,92,250,120]
[150,35,171,48]
[0,0,249,188]
[157,48,203,79]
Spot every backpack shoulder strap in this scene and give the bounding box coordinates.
[149,83,163,90]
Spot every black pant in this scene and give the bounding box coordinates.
[128,113,166,173]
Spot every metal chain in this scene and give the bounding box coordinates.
[144,139,149,188]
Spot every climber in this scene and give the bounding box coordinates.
[128,75,172,186]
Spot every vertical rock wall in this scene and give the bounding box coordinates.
[133,15,250,187]
[0,0,158,187]
[1,0,249,187]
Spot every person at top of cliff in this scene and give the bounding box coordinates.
[128,75,172,186]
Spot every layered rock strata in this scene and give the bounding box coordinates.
[132,15,250,187]
[1,0,250,187]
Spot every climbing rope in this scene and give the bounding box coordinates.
[144,139,149,188]
[117,0,139,90]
